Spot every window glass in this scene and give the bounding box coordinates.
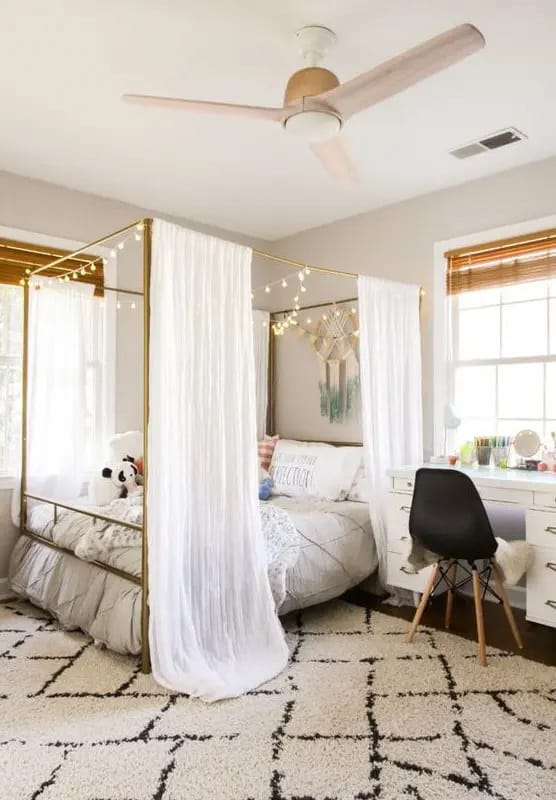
[0,286,23,473]
[454,365,496,418]
[457,418,496,446]
[501,280,547,303]
[549,299,556,354]
[501,300,547,358]
[498,363,544,419]
[457,287,500,309]
[458,307,500,360]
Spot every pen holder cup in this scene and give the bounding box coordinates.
[476,446,492,466]
[492,446,510,468]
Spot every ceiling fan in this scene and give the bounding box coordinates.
[123,23,485,185]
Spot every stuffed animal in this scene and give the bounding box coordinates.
[88,456,140,506]
[259,466,273,501]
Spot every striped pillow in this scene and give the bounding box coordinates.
[258,435,279,471]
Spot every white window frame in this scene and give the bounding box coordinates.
[433,213,556,456]
[0,225,116,480]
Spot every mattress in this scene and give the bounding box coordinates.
[9,495,377,654]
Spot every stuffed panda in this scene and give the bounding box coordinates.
[88,455,139,506]
[102,455,139,499]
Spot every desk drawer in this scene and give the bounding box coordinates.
[526,545,556,628]
[392,477,415,493]
[533,491,556,509]
[526,509,556,548]
[478,486,534,506]
[387,551,433,593]
[386,493,412,554]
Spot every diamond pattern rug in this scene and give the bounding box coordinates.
[1,599,554,800]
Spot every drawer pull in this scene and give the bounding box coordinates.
[400,566,414,574]
[400,536,409,541]
[400,505,411,513]
[546,600,556,610]
[406,481,413,488]
[546,562,556,572]
[544,526,556,534]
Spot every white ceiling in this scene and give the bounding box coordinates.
[2,0,556,241]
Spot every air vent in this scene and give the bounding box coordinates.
[450,127,526,159]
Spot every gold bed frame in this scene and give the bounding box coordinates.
[18,217,361,673]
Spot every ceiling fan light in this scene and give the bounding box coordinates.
[284,110,341,143]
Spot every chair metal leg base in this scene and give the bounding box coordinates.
[406,557,524,666]
[445,560,457,629]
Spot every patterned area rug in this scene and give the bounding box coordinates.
[1,599,555,800]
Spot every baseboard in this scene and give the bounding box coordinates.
[460,583,525,610]
[0,577,15,601]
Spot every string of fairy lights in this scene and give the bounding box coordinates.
[18,222,145,311]
[251,261,359,336]
[252,263,316,334]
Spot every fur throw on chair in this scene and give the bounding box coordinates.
[403,537,533,586]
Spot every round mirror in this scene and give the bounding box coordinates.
[513,429,541,458]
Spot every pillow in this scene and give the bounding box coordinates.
[258,435,279,471]
[108,431,143,463]
[269,441,361,501]
[347,456,369,503]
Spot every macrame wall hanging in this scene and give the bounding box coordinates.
[311,305,360,423]
[272,303,360,424]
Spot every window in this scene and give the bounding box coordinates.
[0,285,22,474]
[0,235,109,476]
[446,229,556,448]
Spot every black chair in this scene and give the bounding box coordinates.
[406,468,523,665]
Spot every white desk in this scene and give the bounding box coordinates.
[386,465,556,629]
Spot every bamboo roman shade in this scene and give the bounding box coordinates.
[445,227,556,296]
[0,237,104,296]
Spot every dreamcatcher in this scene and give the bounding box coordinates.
[310,305,360,423]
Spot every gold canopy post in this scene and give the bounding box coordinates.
[141,218,153,673]
[19,282,29,532]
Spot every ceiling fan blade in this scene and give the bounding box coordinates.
[320,23,485,119]
[123,94,284,122]
[310,137,359,185]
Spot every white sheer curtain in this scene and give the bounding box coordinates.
[148,220,288,701]
[27,278,96,499]
[358,276,423,592]
[252,309,269,439]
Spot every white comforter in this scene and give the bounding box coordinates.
[10,493,376,654]
[22,491,301,609]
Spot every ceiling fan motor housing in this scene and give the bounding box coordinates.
[283,67,340,108]
[283,68,342,141]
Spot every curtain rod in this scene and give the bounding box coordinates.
[253,249,357,280]
[29,219,146,277]
[26,219,359,283]
[270,296,358,316]
[0,243,98,268]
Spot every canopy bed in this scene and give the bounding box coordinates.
[8,217,423,700]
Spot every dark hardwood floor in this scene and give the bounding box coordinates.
[343,587,556,667]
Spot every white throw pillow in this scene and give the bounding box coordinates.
[347,456,369,503]
[270,442,361,501]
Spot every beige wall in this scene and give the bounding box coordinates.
[270,155,556,456]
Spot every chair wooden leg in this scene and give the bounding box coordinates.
[471,566,487,666]
[492,563,523,649]
[445,561,458,629]
[407,563,439,643]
